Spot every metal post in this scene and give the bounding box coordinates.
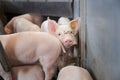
[80,0,87,68]
[0,41,10,72]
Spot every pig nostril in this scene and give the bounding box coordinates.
[65,40,67,43]
[65,40,72,44]
[69,40,72,43]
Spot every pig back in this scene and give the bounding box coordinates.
[13,18,41,33]
[57,66,93,80]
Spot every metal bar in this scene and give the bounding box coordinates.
[73,0,81,66]
[0,41,10,72]
[80,0,87,68]
[73,0,80,18]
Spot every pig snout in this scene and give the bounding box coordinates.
[64,37,73,45]
[63,35,77,48]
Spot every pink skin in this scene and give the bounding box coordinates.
[11,64,44,80]
[3,14,42,80]
[57,66,93,80]
[0,64,44,80]
[2,14,42,80]
[41,17,79,69]
[4,13,43,34]
[41,17,79,49]
[13,18,41,32]
[0,32,63,80]
[57,17,70,25]
[2,15,79,79]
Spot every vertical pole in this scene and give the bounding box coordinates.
[80,0,87,68]
[73,0,80,66]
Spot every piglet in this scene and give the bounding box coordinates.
[41,17,79,49]
[41,17,79,69]
[4,13,43,34]
[57,17,70,25]
[57,66,93,80]
[11,64,44,80]
[0,32,64,80]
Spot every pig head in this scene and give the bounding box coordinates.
[0,32,63,80]
[41,17,79,49]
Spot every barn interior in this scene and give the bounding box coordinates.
[0,0,120,80]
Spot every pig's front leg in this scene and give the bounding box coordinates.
[43,65,56,80]
[39,56,57,80]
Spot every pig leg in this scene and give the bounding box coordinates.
[43,65,56,80]
[39,56,57,80]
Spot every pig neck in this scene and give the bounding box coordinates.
[66,47,74,57]
[59,40,74,57]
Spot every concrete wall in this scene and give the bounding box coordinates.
[85,0,120,80]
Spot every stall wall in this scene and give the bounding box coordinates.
[86,0,120,80]
[1,0,72,17]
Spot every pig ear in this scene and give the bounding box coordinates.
[4,17,15,34]
[48,18,58,35]
[69,18,80,35]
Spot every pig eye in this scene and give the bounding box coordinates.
[70,31,73,34]
[58,33,61,36]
